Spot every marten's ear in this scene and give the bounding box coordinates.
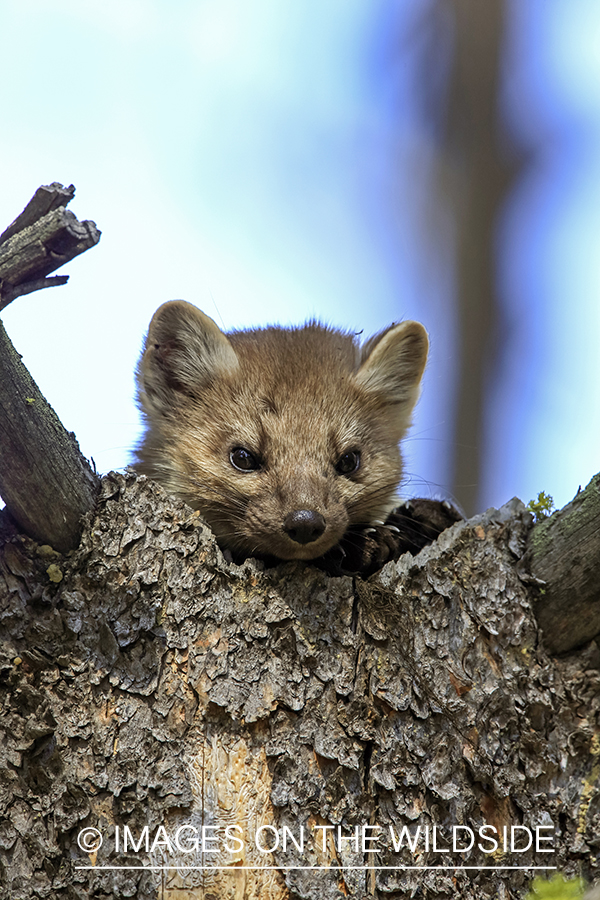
[356,321,429,414]
[137,300,238,416]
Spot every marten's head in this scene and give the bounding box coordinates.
[135,301,428,561]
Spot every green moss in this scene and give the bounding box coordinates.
[527,491,555,523]
[46,563,63,583]
[525,874,585,900]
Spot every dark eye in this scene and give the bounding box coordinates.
[230,447,260,472]
[335,450,360,476]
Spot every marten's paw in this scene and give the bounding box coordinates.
[316,499,463,578]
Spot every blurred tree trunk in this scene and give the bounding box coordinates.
[1,472,599,899]
[430,0,516,516]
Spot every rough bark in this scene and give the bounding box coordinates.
[1,472,599,899]
[0,184,101,552]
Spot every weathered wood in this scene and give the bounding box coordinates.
[525,472,600,654]
[0,183,100,311]
[0,182,76,246]
[0,320,99,552]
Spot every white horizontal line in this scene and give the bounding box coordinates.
[75,865,557,871]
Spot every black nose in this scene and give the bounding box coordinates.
[284,509,326,545]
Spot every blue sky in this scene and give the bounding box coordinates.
[1,0,599,514]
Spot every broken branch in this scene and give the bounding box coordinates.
[0,184,101,550]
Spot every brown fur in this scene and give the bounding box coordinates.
[134,301,428,561]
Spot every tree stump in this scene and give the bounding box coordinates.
[1,472,599,899]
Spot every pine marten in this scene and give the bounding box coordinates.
[134,300,429,563]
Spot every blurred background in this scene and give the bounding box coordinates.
[1,0,599,517]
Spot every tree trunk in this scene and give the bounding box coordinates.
[0,320,99,553]
[525,473,600,655]
[1,472,599,899]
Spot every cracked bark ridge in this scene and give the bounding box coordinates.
[1,472,599,899]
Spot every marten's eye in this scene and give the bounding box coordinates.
[230,447,261,472]
[335,450,360,476]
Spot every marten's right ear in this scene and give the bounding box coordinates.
[137,300,238,415]
[356,321,428,436]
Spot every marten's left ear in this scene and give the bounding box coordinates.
[356,321,429,411]
[137,300,239,419]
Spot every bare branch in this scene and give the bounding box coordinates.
[0,275,69,308]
